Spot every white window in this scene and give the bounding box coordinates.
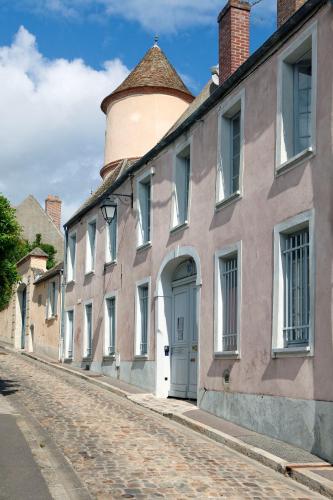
[172,142,191,229]
[217,90,244,205]
[272,210,315,355]
[46,281,58,318]
[276,24,317,170]
[137,170,153,248]
[86,219,97,273]
[106,208,117,263]
[135,279,150,356]
[105,295,116,356]
[84,302,93,357]
[67,232,76,282]
[215,242,241,356]
[66,309,74,359]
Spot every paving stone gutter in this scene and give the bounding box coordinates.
[3,346,332,499]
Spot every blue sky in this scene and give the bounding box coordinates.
[0,0,276,222]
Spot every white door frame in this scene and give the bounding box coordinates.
[154,246,202,398]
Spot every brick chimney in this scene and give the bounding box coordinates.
[277,0,306,28]
[218,0,251,85]
[45,195,62,229]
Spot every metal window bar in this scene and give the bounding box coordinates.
[107,298,116,355]
[283,228,310,347]
[86,304,92,356]
[294,51,312,155]
[139,285,148,355]
[221,255,238,351]
[230,112,241,194]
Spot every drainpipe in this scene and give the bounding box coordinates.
[59,227,68,362]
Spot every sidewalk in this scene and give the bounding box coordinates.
[4,345,333,499]
[0,392,52,500]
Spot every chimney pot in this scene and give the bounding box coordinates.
[45,195,62,230]
[218,0,251,85]
[277,0,307,28]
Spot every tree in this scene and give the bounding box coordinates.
[15,233,57,270]
[0,195,23,310]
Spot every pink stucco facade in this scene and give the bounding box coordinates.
[64,4,333,460]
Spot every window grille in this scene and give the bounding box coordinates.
[283,228,310,347]
[139,285,148,355]
[107,298,116,355]
[85,304,92,356]
[221,255,238,351]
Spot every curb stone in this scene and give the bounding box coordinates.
[2,346,332,500]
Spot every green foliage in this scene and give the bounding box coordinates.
[0,195,22,310]
[16,233,57,270]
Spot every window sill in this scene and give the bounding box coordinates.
[272,346,312,358]
[82,356,92,361]
[170,221,189,234]
[276,147,314,176]
[46,315,57,321]
[215,191,241,211]
[136,241,152,252]
[134,354,148,360]
[66,279,75,286]
[84,270,95,277]
[64,357,73,363]
[214,351,240,360]
[104,260,117,270]
[103,354,115,361]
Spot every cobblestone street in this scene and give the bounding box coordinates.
[0,350,324,499]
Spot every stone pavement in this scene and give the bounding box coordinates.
[0,348,326,499]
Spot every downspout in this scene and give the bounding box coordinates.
[59,227,68,362]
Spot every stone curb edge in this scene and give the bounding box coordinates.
[5,348,333,500]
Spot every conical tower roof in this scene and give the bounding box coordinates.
[101,45,194,113]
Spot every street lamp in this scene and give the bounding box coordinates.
[100,192,133,225]
[100,199,117,225]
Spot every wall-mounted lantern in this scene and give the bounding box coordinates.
[100,192,133,225]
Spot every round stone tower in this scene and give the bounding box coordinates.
[100,43,194,179]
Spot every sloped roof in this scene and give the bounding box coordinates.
[34,261,63,284]
[70,159,135,221]
[165,80,218,138]
[101,45,194,113]
[16,247,48,266]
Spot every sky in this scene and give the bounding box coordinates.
[0,0,277,225]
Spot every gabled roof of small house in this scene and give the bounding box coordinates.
[34,261,63,284]
[65,0,327,228]
[101,45,194,113]
[16,247,48,266]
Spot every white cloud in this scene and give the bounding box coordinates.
[0,26,129,225]
[14,0,276,33]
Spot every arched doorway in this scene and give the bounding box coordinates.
[155,246,201,399]
[169,259,198,399]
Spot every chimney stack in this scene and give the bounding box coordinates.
[45,195,62,230]
[277,0,306,28]
[218,0,251,85]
